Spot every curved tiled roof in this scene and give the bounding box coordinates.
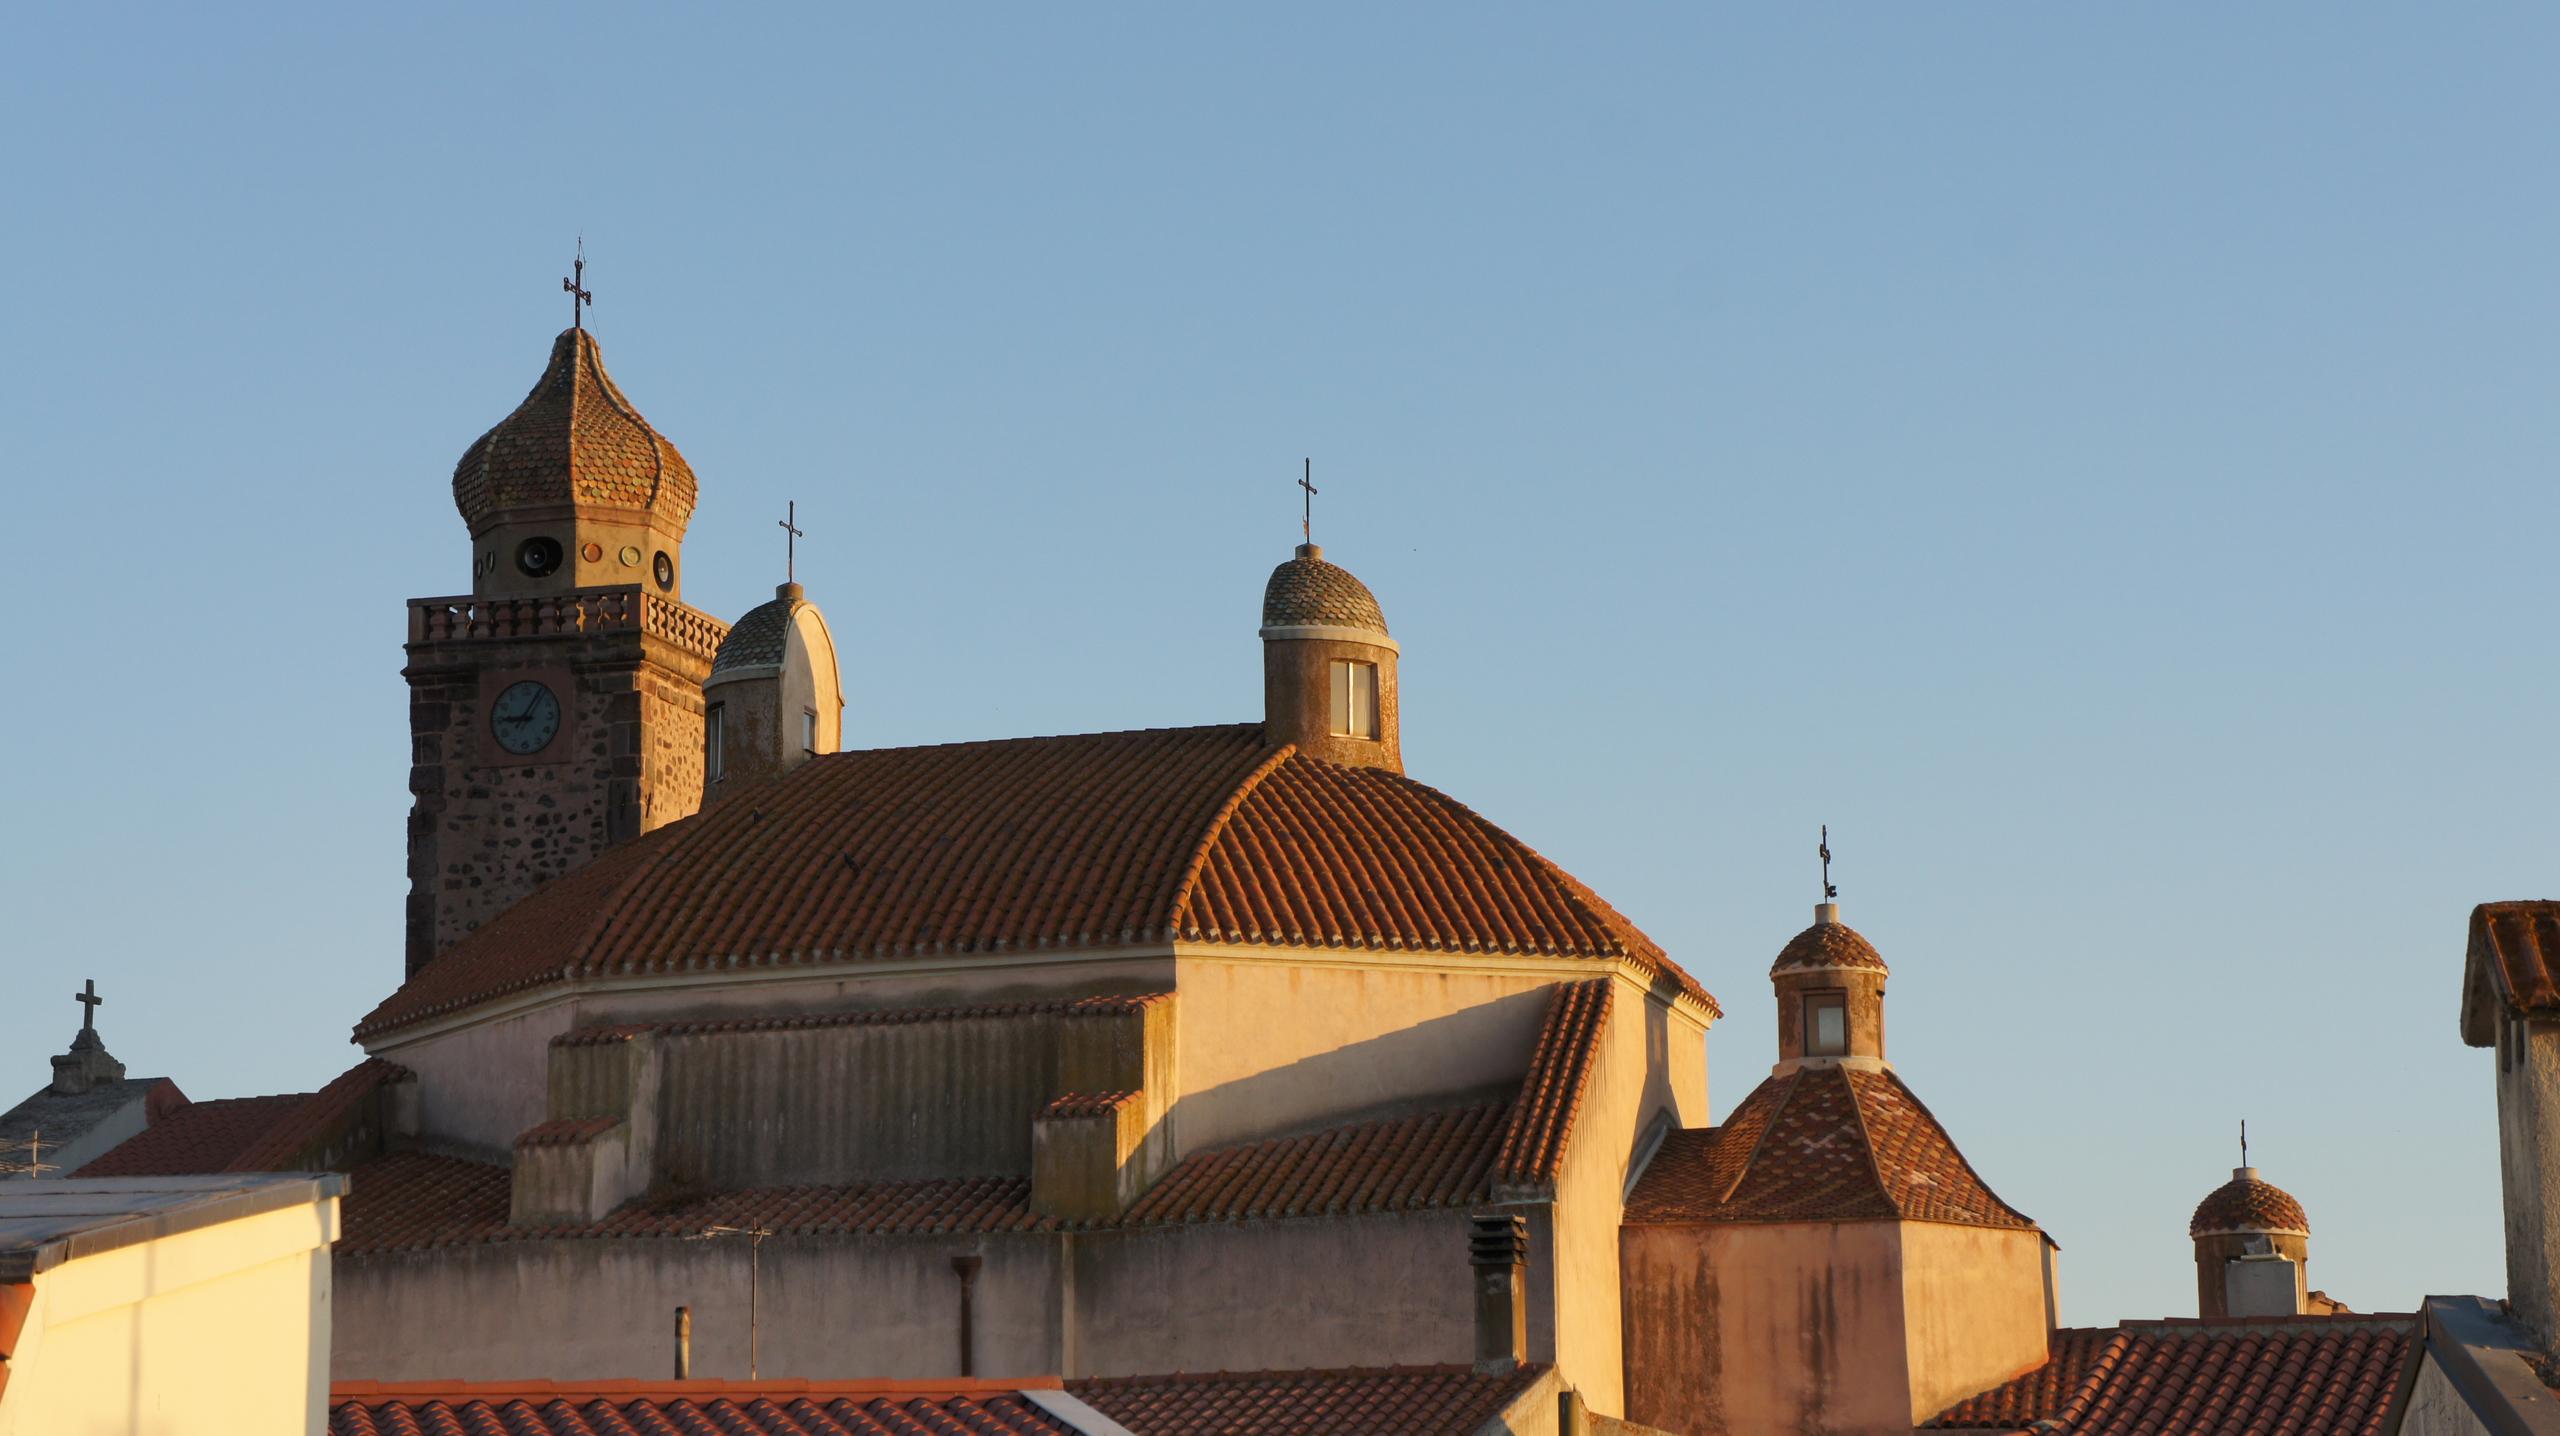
[1494,980,1612,1190]
[711,584,805,676]
[1927,1316,2413,1434]
[1624,1066,2033,1230]
[1261,545,1388,634]
[2191,1168,2310,1237]
[451,328,699,535]
[1770,916,1888,976]
[357,725,1710,1038]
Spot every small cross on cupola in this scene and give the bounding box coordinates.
[562,238,593,331]
[49,976,125,1095]
[75,978,102,1033]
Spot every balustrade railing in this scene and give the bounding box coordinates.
[409,586,729,661]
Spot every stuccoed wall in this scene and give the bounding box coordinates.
[2500,1012,2560,1351]
[332,1212,1472,1383]
[1895,1222,2052,1427]
[0,1199,336,1436]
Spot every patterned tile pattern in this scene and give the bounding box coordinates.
[358,725,1709,1040]
[1072,1364,1546,1435]
[710,589,801,675]
[450,328,698,533]
[1768,917,1888,975]
[331,1384,1075,1435]
[1624,1067,2033,1230]
[1260,548,1389,632]
[1494,980,1613,1189]
[2190,1171,2310,1236]
[1926,1316,2414,1435]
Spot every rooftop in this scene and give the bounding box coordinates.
[0,1173,345,1281]
[358,724,1711,1039]
[1259,544,1388,635]
[1624,1065,2034,1230]
[451,327,698,534]
[1927,1314,2414,1434]
[2190,1166,2310,1238]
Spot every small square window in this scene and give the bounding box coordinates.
[706,703,726,782]
[1804,991,1848,1058]
[1329,660,1379,740]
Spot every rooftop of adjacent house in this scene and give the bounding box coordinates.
[1623,1064,2035,1230]
[1925,1314,2415,1435]
[329,1365,1553,1436]
[357,724,1713,1040]
[0,1173,346,1281]
[0,1075,179,1176]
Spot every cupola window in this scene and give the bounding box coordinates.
[705,703,725,783]
[1803,990,1848,1058]
[1330,660,1379,740]
[803,707,819,754]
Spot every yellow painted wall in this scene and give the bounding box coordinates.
[0,1199,337,1436]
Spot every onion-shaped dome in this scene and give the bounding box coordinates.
[451,329,699,535]
[1261,544,1388,636]
[2190,1167,2310,1237]
[1770,911,1889,978]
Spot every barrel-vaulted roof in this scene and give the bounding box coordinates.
[1624,1064,2033,1230]
[356,725,1711,1039]
[451,328,699,535]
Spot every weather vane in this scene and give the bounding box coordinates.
[563,237,593,330]
[778,500,804,583]
[1298,459,1319,544]
[1819,825,1837,901]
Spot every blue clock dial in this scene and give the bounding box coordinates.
[490,680,562,756]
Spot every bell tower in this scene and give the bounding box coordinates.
[401,319,727,977]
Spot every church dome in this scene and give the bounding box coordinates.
[451,329,699,536]
[2189,1168,2310,1237]
[1770,910,1888,977]
[711,583,810,677]
[1261,544,1388,635]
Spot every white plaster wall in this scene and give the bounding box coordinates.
[1894,1223,2052,1426]
[2399,1352,2498,1436]
[0,1200,337,1436]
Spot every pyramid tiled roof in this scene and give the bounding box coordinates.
[358,725,1711,1039]
[450,328,699,535]
[1926,1315,2414,1434]
[1623,1065,2033,1230]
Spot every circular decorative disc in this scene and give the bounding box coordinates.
[580,542,604,563]
[619,545,642,567]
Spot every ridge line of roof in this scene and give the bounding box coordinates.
[572,331,670,509]
[1838,1063,1897,1218]
[1869,1068,2040,1230]
[1716,1069,1798,1208]
[1167,738,1298,943]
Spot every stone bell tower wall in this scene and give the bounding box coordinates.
[403,588,724,976]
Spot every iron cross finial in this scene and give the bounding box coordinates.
[1819,826,1837,901]
[75,978,101,1033]
[2241,1119,2249,1167]
[1298,459,1319,545]
[778,500,804,583]
[563,237,593,331]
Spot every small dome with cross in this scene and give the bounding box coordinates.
[1261,544,1389,637]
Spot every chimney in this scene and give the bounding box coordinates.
[1470,1212,1528,1374]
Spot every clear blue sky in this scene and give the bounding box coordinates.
[5,5,2552,1327]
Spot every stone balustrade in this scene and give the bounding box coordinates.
[408,587,729,663]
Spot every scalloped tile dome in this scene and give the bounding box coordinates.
[1769,916,1888,977]
[1261,545,1388,634]
[2190,1168,2310,1236]
[451,329,698,535]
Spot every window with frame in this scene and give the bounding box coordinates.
[1803,990,1849,1057]
[706,703,726,782]
[1329,659,1379,740]
[803,707,819,754]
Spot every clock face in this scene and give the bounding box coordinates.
[490,680,562,756]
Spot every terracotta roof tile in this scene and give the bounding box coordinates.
[1122,1102,1504,1225]
[557,993,1172,1047]
[1494,980,1612,1190]
[2464,900,2560,1044]
[1072,1364,1545,1435]
[331,1381,1074,1436]
[1769,917,1888,975]
[358,726,1710,1039]
[225,1059,412,1172]
[339,1101,1509,1252]
[451,329,698,534]
[73,1092,311,1177]
[1926,1316,2415,1434]
[1624,1067,2033,1230]
[1041,1092,1140,1118]
[2191,1170,2311,1237]
[1260,547,1389,633]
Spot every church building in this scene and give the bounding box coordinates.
[43,308,2521,1436]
